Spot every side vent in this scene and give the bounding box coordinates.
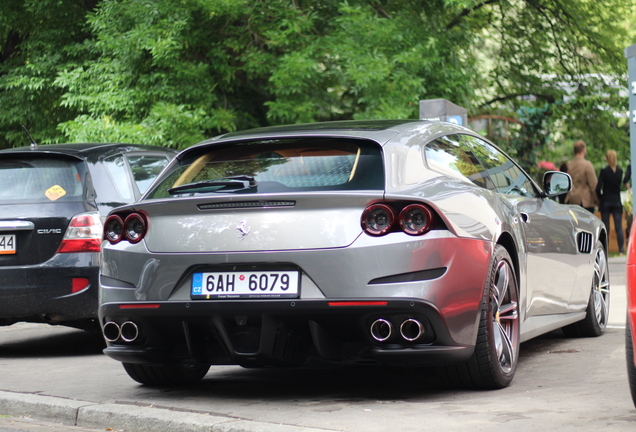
[576,232,593,254]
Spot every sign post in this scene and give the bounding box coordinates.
[419,99,467,126]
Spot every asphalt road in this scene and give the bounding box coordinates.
[0,257,634,432]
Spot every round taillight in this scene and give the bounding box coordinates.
[399,204,433,235]
[362,204,395,236]
[124,213,147,243]
[104,215,124,244]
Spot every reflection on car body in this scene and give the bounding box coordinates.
[98,120,609,389]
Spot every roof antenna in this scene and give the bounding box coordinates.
[22,125,38,150]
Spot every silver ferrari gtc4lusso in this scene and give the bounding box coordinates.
[99,120,609,389]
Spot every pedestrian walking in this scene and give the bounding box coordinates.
[596,150,624,254]
[565,140,597,213]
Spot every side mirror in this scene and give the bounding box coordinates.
[542,171,572,198]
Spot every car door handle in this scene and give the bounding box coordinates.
[520,212,530,223]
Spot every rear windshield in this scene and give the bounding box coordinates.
[146,138,385,199]
[0,157,85,204]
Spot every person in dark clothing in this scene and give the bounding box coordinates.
[596,150,624,254]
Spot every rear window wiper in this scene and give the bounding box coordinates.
[168,175,257,195]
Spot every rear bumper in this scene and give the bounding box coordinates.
[99,298,476,367]
[0,252,99,324]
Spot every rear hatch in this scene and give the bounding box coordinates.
[139,136,386,253]
[141,192,381,253]
[0,155,90,266]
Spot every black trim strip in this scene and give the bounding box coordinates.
[369,267,447,284]
[198,200,296,210]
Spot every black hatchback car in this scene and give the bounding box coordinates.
[0,143,177,330]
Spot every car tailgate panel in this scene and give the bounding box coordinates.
[142,193,382,253]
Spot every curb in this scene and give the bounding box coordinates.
[0,391,334,432]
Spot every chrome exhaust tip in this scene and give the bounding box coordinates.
[120,321,139,343]
[103,321,121,343]
[370,319,393,342]
[400,319,424,341]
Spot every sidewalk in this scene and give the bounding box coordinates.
[0,390,331,432]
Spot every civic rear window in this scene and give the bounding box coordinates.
[146,138,384,199]
[0,158,84,203]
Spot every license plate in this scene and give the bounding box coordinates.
[191,270,300,299]
[0,234,16,254]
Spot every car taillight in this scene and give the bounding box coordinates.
[56,212,103,253]
[104,215,124,244]
[361,202,436,236]
[124,213,146,243]
[399,204,434,235]
[105,212,148,244]
[361,204,395,236]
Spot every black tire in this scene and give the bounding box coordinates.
[562,241,609,338]
[123,362,210,386]
[627,319,636,408]
[442,245,520,389]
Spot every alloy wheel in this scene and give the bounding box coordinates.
[592,247,610,329]
[490,259,519,374]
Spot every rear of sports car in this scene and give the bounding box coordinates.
[0,153,102,328]
[99,133,494,385]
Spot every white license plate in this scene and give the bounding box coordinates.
[191,270,299,299]
[0,234,16,254]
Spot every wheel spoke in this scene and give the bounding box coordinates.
[594,289,608,325]
[592,248,610,327]
[594,250,607,288]
[493,262,509,308]
[494,320,515,372]
[499,301,518,320]
[490,258,518,375]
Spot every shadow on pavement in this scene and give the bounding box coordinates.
[0,328,105,358]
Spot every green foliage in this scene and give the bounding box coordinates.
[507,104,553,177]
[0,0,634,155]
[474,0,633,171]
[0,0,95,146]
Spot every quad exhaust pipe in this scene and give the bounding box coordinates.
[400,318,424,341]
[370,319,393,342]
[370,318,424,342]
[103,321,139,343]
[103,321,121,342]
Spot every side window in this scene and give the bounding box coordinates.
[424,135,494,189]
[103,155,134,201]
[462,135,537,197]
[126,155,171,194]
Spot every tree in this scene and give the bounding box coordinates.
[470,0,633,171]
[0,0,97,146]
[0,0,633,165]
